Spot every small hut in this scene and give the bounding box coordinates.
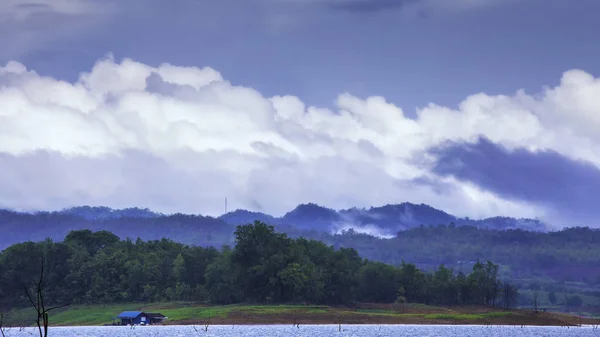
[117,311,167,325]
[117,311,148,325]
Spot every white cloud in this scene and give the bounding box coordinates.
[0,56,598,222]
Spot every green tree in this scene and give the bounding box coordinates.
[279,262,314,303]
[357,262,399,303]
[431,265,455,305]
[231,221,292,302]
[171,253,186,283]
[205,247,242,304]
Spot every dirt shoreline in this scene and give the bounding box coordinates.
[166,310,598,327]
[5,303,599,328]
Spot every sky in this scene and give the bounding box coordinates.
[1,0,600,226]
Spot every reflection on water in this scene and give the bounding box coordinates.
[1,324,598,337]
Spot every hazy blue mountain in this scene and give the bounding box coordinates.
[337,203,456,231]
[218,209,276,225]
[54,206,162,220]
[281,203,341,229]
[217,202,547,233]
[0,209,234,251]
[0,202,549,250]
[459,216,547,231]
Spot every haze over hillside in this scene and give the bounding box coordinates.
[0,201,550,251]
[219,202,549,237]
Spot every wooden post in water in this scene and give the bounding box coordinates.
[336,313,342,332]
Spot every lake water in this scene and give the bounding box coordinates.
[1,324,598,337]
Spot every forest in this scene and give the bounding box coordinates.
[0,221,516,311]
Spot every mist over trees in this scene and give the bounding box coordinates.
[0,222,515,310]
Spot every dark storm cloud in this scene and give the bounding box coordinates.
[429,137,600,226]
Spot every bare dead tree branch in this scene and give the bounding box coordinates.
[191,314,211,334]
[292,309,300,329]
[45,304,70,313]
[0,312,11,337]
[24,253,70,337]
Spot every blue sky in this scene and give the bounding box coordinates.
[7,0,600,110]
[1,0,600,227]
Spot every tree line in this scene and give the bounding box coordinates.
[0,221,517,310]
[317,225,600,283]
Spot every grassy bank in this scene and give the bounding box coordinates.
[2,302,599,327]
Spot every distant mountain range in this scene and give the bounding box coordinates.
[57,202,548,233]
[53,203,548,232]
[219,202,548,235]
[0,202,548,250]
